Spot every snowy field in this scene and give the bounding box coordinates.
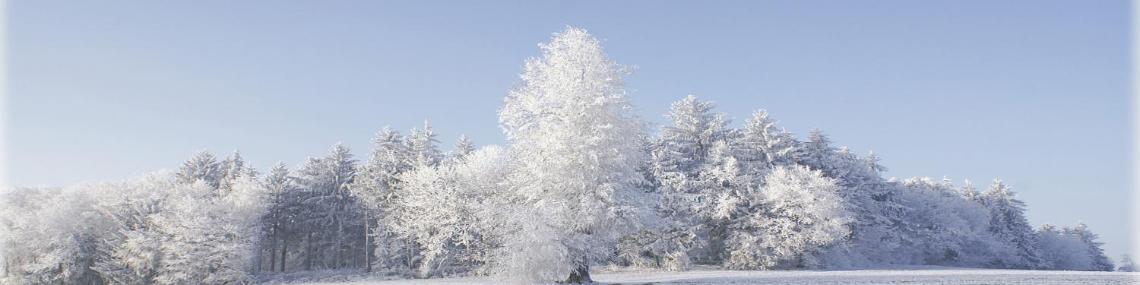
[289,268,1140,285]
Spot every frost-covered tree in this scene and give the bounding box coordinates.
[218,150,257,193]
[350,128,418,273]
[646,95,732,265]
[0,186,105,285]
[293,144,365,270]
[407,122,443,168]
[176,151,221,190]
[1036,224,1094,270]
[723,165,850,270]
[894,178,1003,267]
[497,27,649,283]
[260,163,295,273]
[1118,254,1135,272]
[392,145,512,277]
[449,135,476,163]
[1065,223,1114,271]
[980,179,1044,269]
[153,177,267,285]
[735,110,799,174]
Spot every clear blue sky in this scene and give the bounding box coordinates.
[8,1,1131,259]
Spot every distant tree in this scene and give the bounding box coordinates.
[349,128,414,273]
[1065,223,1114,271]
[176,151,221,189]
[735,110,799,173]
[1036,224,1094,270]
[449,135,476,163]
[407,122,443,168]
[980,179,1044,269]
[153,177,267,285]
[218,150,257,193]
[1118,254,1135,272]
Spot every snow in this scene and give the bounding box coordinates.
[291,268,1140,285]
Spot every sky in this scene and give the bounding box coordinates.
[7,1,1132,259]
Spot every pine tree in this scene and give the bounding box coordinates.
[497,27,649,283]
[981,179,1044,269]
[176,151,221,189]
[450,135,476,163]
[261,163,294,272]
[1118,254,1135,272]
[218,150,257,193]
[349,128,415,273]
[647,95,732,265]
[1066,223,1114,271]
[735,110,799,174]
[407,122,442,168]
[292,144,363,270]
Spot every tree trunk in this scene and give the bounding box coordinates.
[566,263,591,284]
[364,212,372,272]
[280,240,288,272]
[269,225,278,272]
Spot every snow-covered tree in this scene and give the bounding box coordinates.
[1118,254,1135,272]
[1065,223,1114,271]
[980,179,1044,269]
[894,178,1003,267]
[449,135,476,163]
[293,144,365,270]
[723,165,850,270]
[391,145,512,277]
[496,27,649,283]
[260,163,295,273]
[153,178,267,285]
[0,186,105,285]
[735,110,799,174]
[407,122,443,168]
[646,95,732,265]
[1036,224,1094,270]
[218,150,257,193]
[176,151,221,190]
[350,128,418,273]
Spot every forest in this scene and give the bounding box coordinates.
[0,27,1118,284]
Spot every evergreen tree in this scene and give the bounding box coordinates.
[407,122,442,168]
[1066,223,1114,271]
[218,150,257,193]
[176,151,221,189]
[647,95,731,265]
[981,179,1044,269]
[350,128,416,273]
[1118,254,1135,272]
[450,135,476,162]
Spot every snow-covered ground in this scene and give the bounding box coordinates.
[288,267,1139,285]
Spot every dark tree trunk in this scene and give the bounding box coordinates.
[280,240,288,272]
[565,264,591,284]
[364,212,372,272]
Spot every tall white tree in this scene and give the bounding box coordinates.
[497,27,649,283]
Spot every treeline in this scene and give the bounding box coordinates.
[0,27,1118,285]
